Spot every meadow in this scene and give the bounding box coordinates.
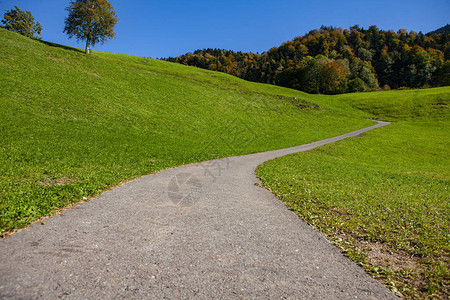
[1,28,449,298]
[257,88,450,298]
[0,28,372,235]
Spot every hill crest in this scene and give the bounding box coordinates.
[428,24,450,34]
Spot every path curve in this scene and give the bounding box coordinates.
[0,121,396,299]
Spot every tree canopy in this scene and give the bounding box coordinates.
[429,24,450,35]
[1,6,42,39]
[63,0,118,55]
[166,25,449,94]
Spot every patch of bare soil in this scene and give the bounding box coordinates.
[81,70,100,78]
[360,240,420,271]
[36,177,74,187]
[332,233,449,299]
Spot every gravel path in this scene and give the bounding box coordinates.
[0,121,396,299]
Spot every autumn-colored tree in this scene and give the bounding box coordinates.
[63,0,118,55]
[320,60,348,94]
[1,6,42,39]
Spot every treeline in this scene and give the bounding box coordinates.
[429,24,449,35]
[165,25,450,94]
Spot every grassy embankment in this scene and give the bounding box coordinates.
[0,28,373,235]
[257,87,450,299]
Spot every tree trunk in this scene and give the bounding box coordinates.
[85,38,91,55]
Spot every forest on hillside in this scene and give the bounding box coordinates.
[165,25,450,94]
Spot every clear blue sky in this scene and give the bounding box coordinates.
[1,0,449,58]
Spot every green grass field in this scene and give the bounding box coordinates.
[257,89,450,299]
[0,29,373,234]
[1,28,449,299]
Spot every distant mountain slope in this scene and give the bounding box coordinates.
[429,24,450,34]
[166,25,450,94]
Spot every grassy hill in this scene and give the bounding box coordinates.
[1,28,449,299]
[0,28,373,234]
[257,88,449,298]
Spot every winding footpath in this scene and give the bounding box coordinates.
[0,121,396,299]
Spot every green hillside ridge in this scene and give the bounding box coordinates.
[0,28,373,234]
[257,89,449,298]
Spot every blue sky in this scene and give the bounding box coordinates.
[1,0,449,58]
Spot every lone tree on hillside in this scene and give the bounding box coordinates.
[1,6,42,39]
[63,0,118,55]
